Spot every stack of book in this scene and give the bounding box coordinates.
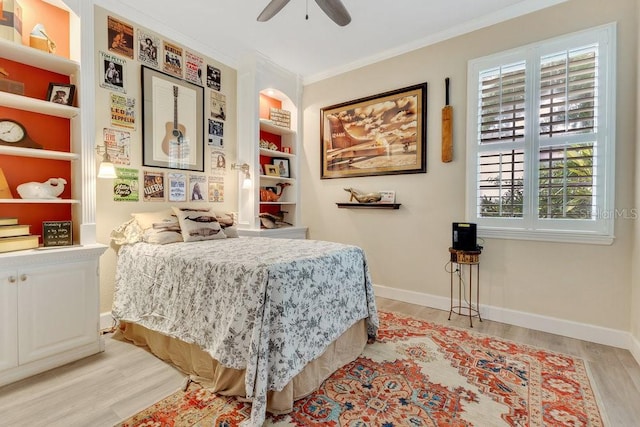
[0,217,39,253]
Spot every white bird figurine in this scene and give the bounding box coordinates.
[17,178,67,199]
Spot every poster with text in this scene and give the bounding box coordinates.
[211,149,226,174]
[110,93,135,129]
[100,51,126,93]
[210,91,226,121]
[107,16,134,59]
[137,29,159,68]
[189,174,207,202]
[208,175,224,202]
[185,50,204,86]
[168,172,187,202]
[114,168,139,201]
[206,64,221,91]
[143,170,165,201]
[208,119,224,148]
[163,41,183,77]
[103,128,131,165]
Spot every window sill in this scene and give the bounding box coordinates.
[478,227,614,245]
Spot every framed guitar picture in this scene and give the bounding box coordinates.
[141,65,204,171]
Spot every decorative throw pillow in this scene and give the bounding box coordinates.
[172,206,227,242]
[132,209,177,230]
[143,224,183,245]
[110,218,143,246]
[215,211,239,238]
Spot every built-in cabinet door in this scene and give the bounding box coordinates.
[0,271,18,372]
[17,261,98,365]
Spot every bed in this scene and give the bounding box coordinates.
[112,234,378,427]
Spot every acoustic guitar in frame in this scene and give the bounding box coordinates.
[162,85,187,157]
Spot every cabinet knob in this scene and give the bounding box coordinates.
[8,276,16,283]
[20,274,27,282]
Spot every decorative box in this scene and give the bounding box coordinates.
[0,78,25,95]
[0,0,23,44]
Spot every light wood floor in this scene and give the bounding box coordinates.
[1,297,639,426]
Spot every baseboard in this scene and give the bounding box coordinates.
[100,311,115,331]
[629,334,640,367]
[373,284,632,351]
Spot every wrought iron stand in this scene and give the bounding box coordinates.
[448,247,482,327]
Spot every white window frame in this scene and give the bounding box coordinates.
[465,23,616,245]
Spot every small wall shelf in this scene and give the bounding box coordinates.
[336,202,401,209]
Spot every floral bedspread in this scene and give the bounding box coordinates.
[112,237,379,427]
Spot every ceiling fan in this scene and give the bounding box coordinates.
[257,0,352,27]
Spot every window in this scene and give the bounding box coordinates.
[466,24,616,244]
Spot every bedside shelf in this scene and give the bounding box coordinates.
[336,202,401,209]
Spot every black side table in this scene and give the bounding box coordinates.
[448,247,482,327]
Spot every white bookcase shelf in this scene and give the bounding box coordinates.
[0,92,79,118]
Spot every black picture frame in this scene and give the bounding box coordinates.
[46,83,75,106]
[141,65,204,171]
[272,157,290,178]
[42,220,73,247]
[320,82,427,179]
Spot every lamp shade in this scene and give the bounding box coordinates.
[97,161,117,179]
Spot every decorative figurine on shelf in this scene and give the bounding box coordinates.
[344,187,382,203]
[29,24,56,54]
[259,211,292,229]
[17,178,66,199]
[259,182,291,202]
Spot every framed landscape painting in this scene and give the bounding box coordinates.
[320,82,427,179]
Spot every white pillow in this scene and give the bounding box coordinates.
[172,206,227,242]
[110,218,143,246]
[132,209,177,230]
[215,212,238,238]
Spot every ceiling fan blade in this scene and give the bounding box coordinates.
[314,0,351,26]
[257,0,291,22]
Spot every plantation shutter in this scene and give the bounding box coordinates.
[476,62,526,218]
[467,24,614,242]
[537,45,598,219]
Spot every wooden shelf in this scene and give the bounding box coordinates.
[0,92,79,118]
[260,174,295,183]
[259,119,295,136]
[259,148,294,158]
[0,38,79,75]
[0,198,80,204]
[0,145,79,160]
[336,202,401,209]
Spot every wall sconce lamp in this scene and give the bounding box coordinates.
[231,163,251,189]
[95,145,117,179]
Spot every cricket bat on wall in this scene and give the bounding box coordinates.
[441,77,453,163]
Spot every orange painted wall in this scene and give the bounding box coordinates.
[0,1,73,242]
[259,93,281,119]
[18,0,70,59]
[259,94,284,216]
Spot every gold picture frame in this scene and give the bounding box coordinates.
[320,82,427,179]
[264,164,280,176]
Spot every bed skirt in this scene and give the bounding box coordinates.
[114,318,367,414]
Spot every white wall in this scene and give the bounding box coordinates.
[301,0,638,335]
[93,5,238,312]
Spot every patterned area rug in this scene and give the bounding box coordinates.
[118,311,605,426]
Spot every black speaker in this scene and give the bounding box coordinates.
[452,222,477,251]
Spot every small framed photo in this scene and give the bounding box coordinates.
[379,190,396,203]
[264,164,280,176]
[272,158,290,178]
[46,83,75,106]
